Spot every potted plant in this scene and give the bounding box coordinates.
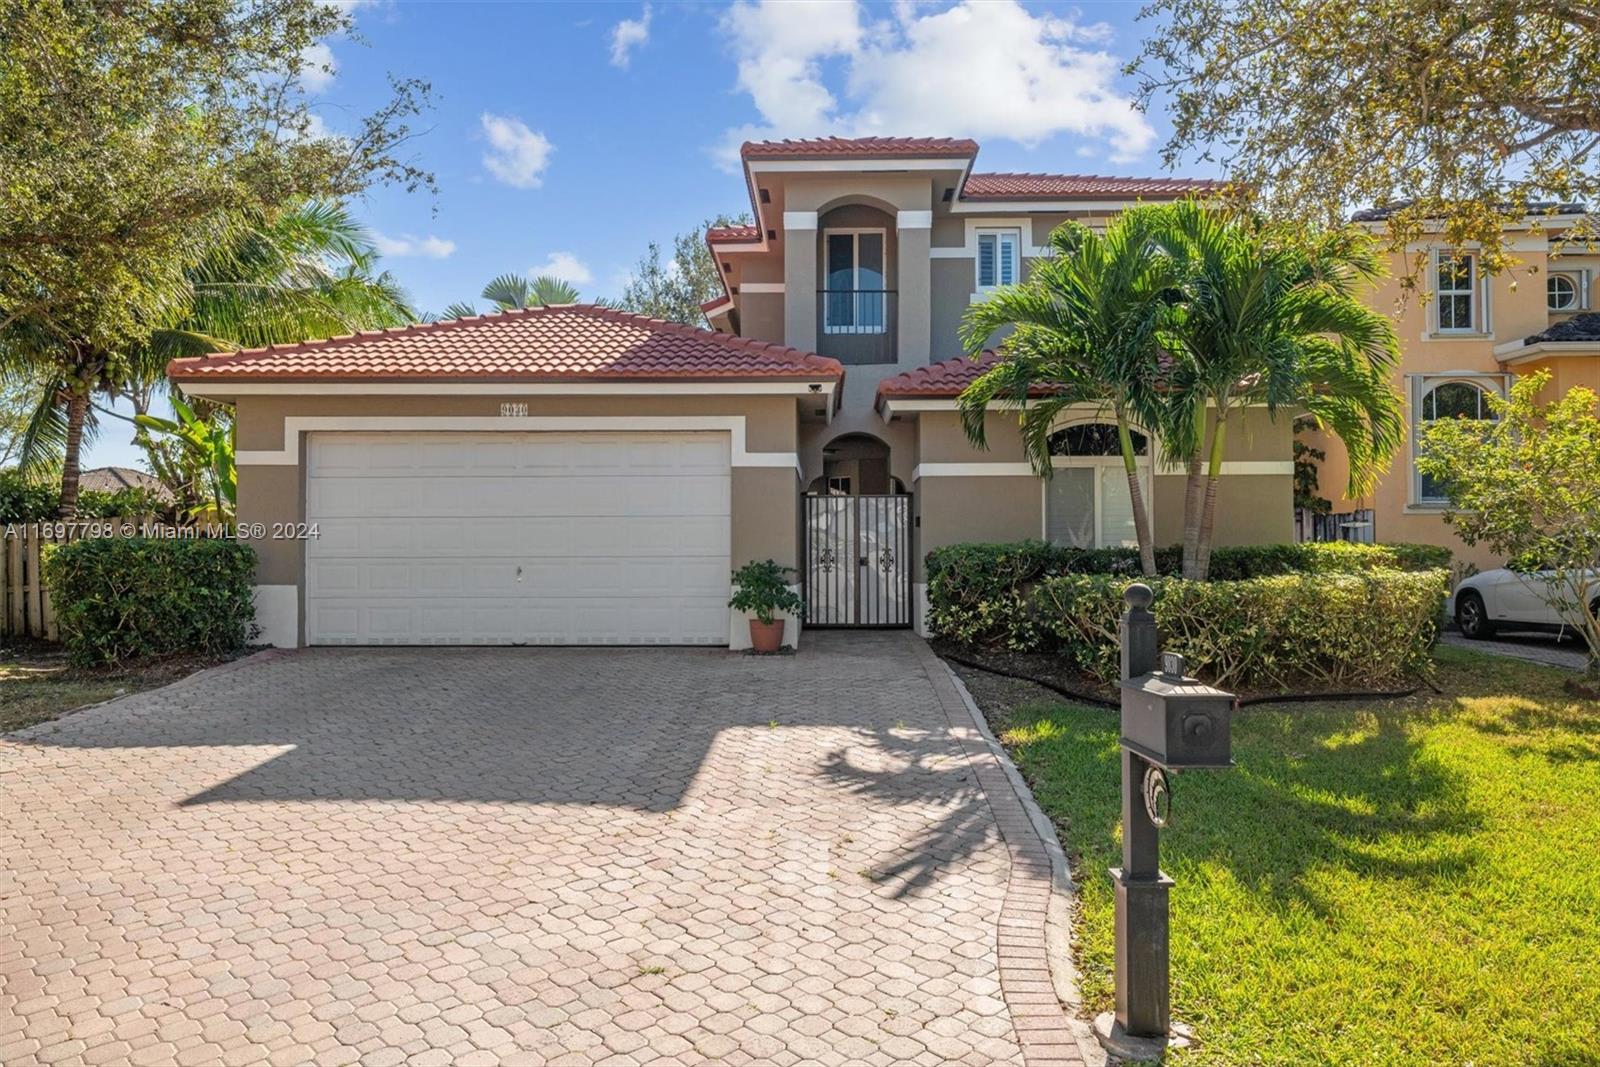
[729,559,804,653]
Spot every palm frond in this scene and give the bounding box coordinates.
[482,273,532,310]
[529,276,581,305]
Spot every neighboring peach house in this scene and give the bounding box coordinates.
[168,136,1297,650]
[1304,204,1600,571]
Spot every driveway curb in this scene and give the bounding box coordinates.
[909,637,1104,1067]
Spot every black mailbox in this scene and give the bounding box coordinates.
[1117,652,1234,770]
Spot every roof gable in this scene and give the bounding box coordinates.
[167,305,843,383]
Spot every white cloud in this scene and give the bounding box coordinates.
[371,232,457,259]
[715,0,1154,165]
[531,252,594,286]
[480,113,554,189]
[609,4,652,68]
[299,42,337,92]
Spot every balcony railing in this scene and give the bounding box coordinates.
[817,289,896,365]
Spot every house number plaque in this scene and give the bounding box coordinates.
[500,402,528,417]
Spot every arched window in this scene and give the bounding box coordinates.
[1416,379,1498,503]
[1047,424,1148,456]
[1044,422,1151,549]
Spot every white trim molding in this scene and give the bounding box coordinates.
[1494,339,1600,365]
[782,210,818,230]
[252,585,298,648]
[897,210,933,230]
[912,459,1291,481]
[236,416,803,473]
[928,217,1053,260]
[738,282,785,294]
[181,380,836,400]
[912,462,1034,480]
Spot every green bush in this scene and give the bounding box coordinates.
[1,469,168,520]
[1025,571,1448,691]
[925,539,1451,691]
[43,538,256,666]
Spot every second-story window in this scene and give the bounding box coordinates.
[1547,270,1592,312]
[1434,251,1480,333]
[824,230,887,334]
[977,228,1021,289]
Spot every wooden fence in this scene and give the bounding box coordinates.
[2,518,170,642]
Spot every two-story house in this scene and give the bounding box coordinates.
[168,135,1296,650]
[699,136,1295,628]
[1303,204,1600,570]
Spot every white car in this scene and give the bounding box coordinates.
[1453,567,1599,639]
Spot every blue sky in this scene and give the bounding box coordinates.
[88,0,1214,469]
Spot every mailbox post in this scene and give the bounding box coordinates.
[1096,583,1235,1059]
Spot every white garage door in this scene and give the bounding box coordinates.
[304,432,731,645]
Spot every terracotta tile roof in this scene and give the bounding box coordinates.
[741,136,978,161]
[707,224,762,243]
[167,305,844,383]
[961,172,1225,201]
[876,352,1034,403]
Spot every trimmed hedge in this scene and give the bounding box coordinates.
[926,540,1451,691]
[1026,571,1448,691]
[42,538,256,666]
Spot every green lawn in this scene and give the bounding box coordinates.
[0,644,233,734]
[985,645,1600,1066]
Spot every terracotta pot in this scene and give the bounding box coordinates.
[748,618,785,653]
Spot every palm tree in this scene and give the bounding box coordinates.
[956,210,1178,576]
[438,273,581,319]
[0,324,118,516]
[1153,200,1404,579]
[4,202,413,516]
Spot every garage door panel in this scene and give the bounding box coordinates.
[308,596,729,645]
[311,516,732,560]
[306,432,733,645]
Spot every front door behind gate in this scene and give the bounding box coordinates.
[803,493,912,627]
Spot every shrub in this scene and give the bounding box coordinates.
[926,540,1452,641]
[925,539,1450,691]
[43,538,256,665]
[1025,571,1448,691]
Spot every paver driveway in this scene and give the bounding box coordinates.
[1,632,1088,1066]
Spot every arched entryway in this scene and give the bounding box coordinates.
[803,433,912,628]
[806,433,908,496]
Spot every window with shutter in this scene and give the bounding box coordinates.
[976,228,1022,290]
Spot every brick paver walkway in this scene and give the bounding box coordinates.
[1,633,1087,1066]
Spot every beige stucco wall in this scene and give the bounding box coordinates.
[234,392,808,645]
[738,293,785,345]
[908,407,1293,578]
